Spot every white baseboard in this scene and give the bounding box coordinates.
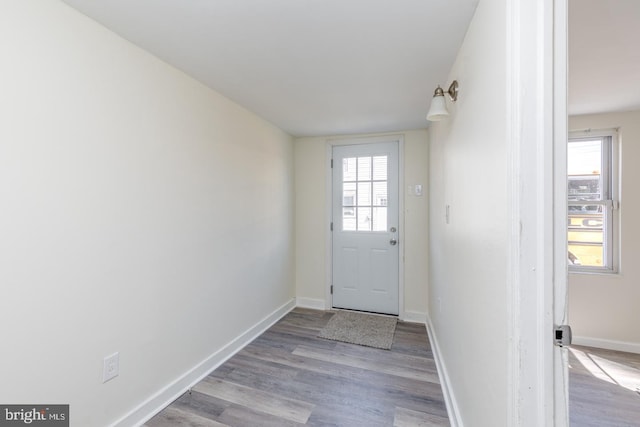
[572,336,640,354]
[426,316,463,427]
[111,298,296,427]
[402,310,427,324]
[296,297,326,310]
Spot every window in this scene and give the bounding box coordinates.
[568,130,618,272]
[342,155,388,231]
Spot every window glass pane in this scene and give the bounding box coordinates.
[373,182,387,206]
[568,175,601,201]
[372,156,387,180]
[372,207,387,231]
[568,204,604,267]
[343,157,356,182]
[357,182,371,206]
[343,208,356,231]
[339,154,389,233]
[357,207,372,231]
[343,183,356,206]
[567,133,615,271]
[568,139,602,201]
[357,157,371,181]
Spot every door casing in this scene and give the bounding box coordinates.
[505,0,569,425]
[331,141,399,315]
[324,135,405,319]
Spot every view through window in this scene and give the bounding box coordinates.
[568,132,616,270]
[342,156,388,231]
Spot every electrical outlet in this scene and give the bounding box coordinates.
[103,352,119,383]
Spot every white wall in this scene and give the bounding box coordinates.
[428,0,510,425]
[295,130,429,320]
[0,1,294,426]
[569,110,640,352]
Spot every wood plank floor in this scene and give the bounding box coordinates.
[145,308,449,427]
[569,345,640,427]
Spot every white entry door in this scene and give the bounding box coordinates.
[331,141,399,315]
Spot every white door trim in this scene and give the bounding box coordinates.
[506,0,569,425]
[324,135,405,319]
[553,1,570,425]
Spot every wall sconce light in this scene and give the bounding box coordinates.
[426,80,459,122]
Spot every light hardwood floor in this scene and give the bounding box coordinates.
[569,345,640,427]
[144,308,640,426]
[145,308,449,427]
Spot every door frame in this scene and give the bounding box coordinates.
[552,0,569,424]
[506,0,569,425]
[324,135,405,318]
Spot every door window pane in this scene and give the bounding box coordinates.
[357,207,372,231]
[341,155,388,232]
[343,183,356,206]
[372,207,387,231]
[357,157,372,180]
[343,208,356,231]
[373,182,387,207]
[343,158,357,182]
[357,182,371,205]
[372,156,387,180]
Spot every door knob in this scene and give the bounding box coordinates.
[390,239,397,246]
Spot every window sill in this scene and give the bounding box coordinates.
[569,268,618,276]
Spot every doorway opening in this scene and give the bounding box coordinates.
[330,139,401,316]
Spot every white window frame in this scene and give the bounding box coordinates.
[568,129,619,273]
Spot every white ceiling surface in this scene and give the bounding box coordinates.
[569,0,640,116]
[62,0,478,137]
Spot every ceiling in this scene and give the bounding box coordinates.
[569,0,640,116]
[61,1,638,134]
[62,0,479,137]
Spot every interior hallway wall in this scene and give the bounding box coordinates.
[294,130,429,321]
[0,1,295,425]
[428,0,512,424]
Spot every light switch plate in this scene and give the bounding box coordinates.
[103,352,119,383]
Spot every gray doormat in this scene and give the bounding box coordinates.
[318,311,397,350]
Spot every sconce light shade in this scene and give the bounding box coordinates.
[426,80,458,122]
[426,90,449,121]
